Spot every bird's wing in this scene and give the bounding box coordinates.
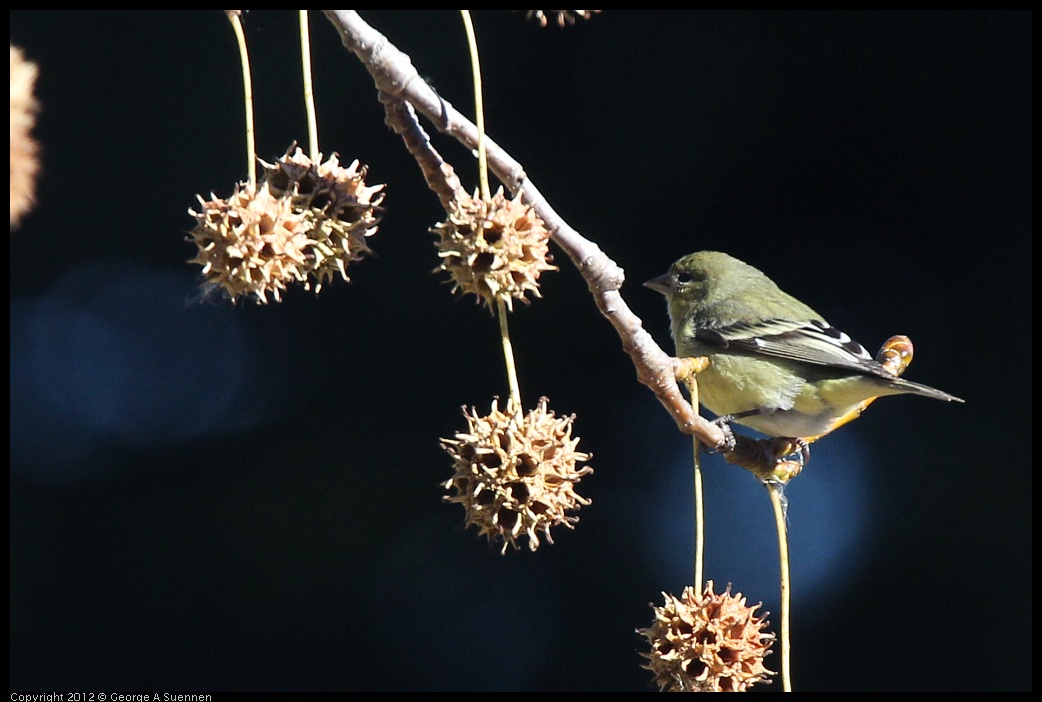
[693,317,895,380]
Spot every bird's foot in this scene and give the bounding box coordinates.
[706,415,737,453]
[761,437,809,484]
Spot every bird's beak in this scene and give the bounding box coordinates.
[643,273,671,295]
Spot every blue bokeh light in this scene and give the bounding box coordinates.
[10,262,274,483]
[615,394,874,622]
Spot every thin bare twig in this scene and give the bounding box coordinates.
[379,93,465,209]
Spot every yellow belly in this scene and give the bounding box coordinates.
[695,355,873,439]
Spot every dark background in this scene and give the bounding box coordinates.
[10,11,1031,692]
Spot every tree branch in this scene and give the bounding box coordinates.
[323,10,773,465]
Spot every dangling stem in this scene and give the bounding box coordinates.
[299,10,320,160]
[497,298,523,418]
[463,13,512,415]
[767,482,792,692]
[459,10,489,200]
[682,374,705,592]
[225,10,256,188]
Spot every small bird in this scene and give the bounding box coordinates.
[644,251,963,443]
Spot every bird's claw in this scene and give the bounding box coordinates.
[763,436,809,465]
[761,437,810,484]
[708,420,808,485]
[795,438,810,467]
[707,416,737,453]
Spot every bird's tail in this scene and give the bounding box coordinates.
[892,377,964,403]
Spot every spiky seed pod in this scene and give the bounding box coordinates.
[523,10,602,27]
[639,581,775,692]
[442,397,592,553]
[189,183,312,303]
[10,45,39,228]
[261,145,385,291]
[432,187,556,311]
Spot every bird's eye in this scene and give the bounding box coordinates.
[675,271,694,285]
